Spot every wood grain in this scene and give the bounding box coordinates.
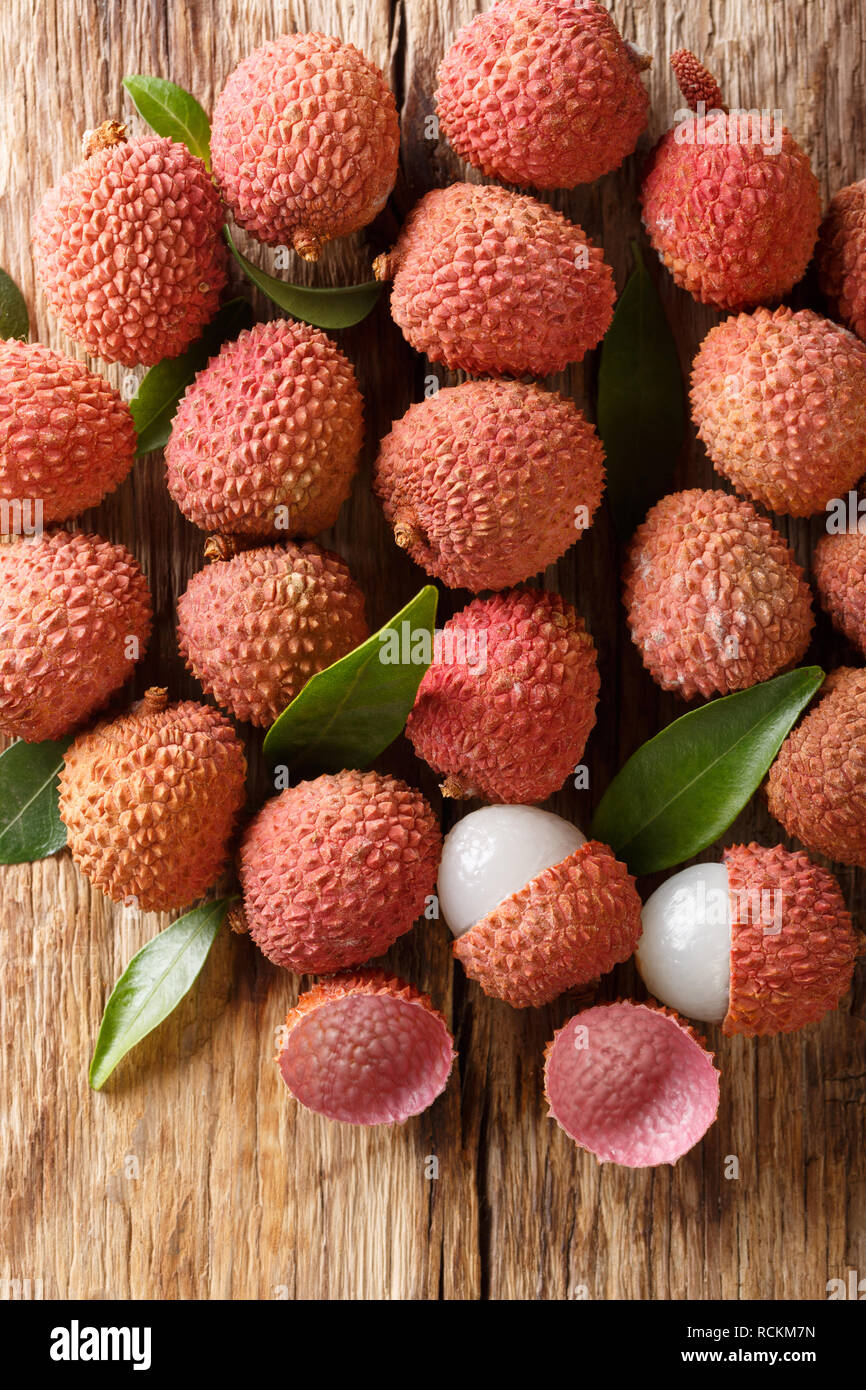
[0,0,863,1301]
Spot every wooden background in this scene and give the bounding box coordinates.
[1,0,864,1301]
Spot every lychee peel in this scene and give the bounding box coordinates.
[435,0,650,190]
[817,179,866,342]
[211,33,400,260]
[0,530,152,743]
[374,380,605,591]
[813,530,866,657]
[374,182,616,377]
[277,970,455,1125]
[32,126,227,366]
[238,770,442,973]
[454,840,642,1008]
[623,488,814,699]
[544,1000,720,1167]
[407,588,600,804]
[165,318,364,538]
[0,340,137,526]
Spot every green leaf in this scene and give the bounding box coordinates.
[89,898,230,1090]
[226,230,383,330]
[264,586,438,775]
[123,76,212,166]
[0,267,29,341]
[130,297,253,453]
[0,738,71,863]
[597,241,685,540]
[590,667,825,877]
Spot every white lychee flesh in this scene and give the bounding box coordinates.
[437,805,586,938]
[636,863,732,1024]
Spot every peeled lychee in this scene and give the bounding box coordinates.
[813,530,866,657]
[211,33,400,261]
[374,182,616,377]
[407,588,600,803]
[32,122,227,366]
[0,340,137,527]
[439,805,641,1008]
[637,843,858,1036]
[59,687,247,912]
[238,770,441,973]
[373,380,605,591]
[435,0,650,190]
[623,489,814,699]
[544,1001,720,1167]
[817,180,866,342]
[0,530,152,743]
[277,971,455,1125]
[640,52,820,310]
[691,308,866,517]
[177,537,368,727]
[767,668,866,869]
[165,318,363,538]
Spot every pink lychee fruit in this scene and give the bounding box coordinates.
[813,530,866,658]
[817,179,866,342]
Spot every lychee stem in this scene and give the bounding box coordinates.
[441,774,472,800]
[292,229,323,262]
[393,514,421,552]
[626,43,653,73]
[203,535,241,564]
[373,251,395,282]
[670,50,727,113]
[227,903,249,934]
[82,120,128,159]
[142,687,169,714]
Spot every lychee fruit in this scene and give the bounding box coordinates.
[177,537,368,727]
[640,52,821,310]
[438,805,642,1008]
[373,380,605,591]
[690,308,866,517]
[817,179,866,342]
[211,33,400,261]
[237,770,441,974]
[406,588,600,803]
[766,667,866,869]
[435,0,650,190]
[813,530,866,658]
[165,318,364,538]
[277,970,455,1125]
[0,340,137,528]
[544,1001,720,1167]
[373,182,616,377]
[32,122,227,366]
[0,530,152,743]
[623,489,814,699]
[637,843,859,1036]
[58,687,247,913]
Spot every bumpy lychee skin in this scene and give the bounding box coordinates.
[374,183,615,377]
[454,841,642,1008]
[813,531,866,656]
[767,668,866,869]
[177,538,368,727]
[32,124,227,366]
[691,309,866,517]
[640,53,820,310]
[0,531,152,743]
[374,381,605,591]
[0,340,137,527]
[238,770,442,973]
[623,489,814,699]
[407,588,599,803]
[723,843,858,1036]
[435,0,650,190]
[544,1001,720,1167]
[278,971,455,1125]
[165,318,363,537]
[817,180,866,342]
[58,688,247,913]
[211,33,399,261]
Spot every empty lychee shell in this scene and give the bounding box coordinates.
[277,971,455,1125]
[544,1001,720,1167]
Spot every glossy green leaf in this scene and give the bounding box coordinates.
[590,667,825,876]
[226,230,383,329]
[0,268,29,341]
[264,587,438,775]
[0,738,70,863]
[89,898,231,1089]
[123,76,212,166]
[597,241,685,540]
